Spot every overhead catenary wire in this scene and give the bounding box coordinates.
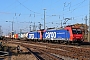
[0,0,44,17]
[45,0,87,21]
[0,0,87,19]
[62,0,87,15]
[4,0,29,12]
[17,0,85,20]
[71,0,86,12]
[1,0,88,34]
[63,0,86,11]
[16,0,43,16]
[2,0,17,11]
[0,0,88,24]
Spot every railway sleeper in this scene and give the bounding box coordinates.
[40,49,64,60]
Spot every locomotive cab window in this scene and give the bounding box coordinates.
[67,30,69,31]
[72,29,82,34]
[77,29,82,34]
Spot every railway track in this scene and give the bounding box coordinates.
[26,46,63,60]
[27,48,44,60]
[3,40,64,60]
[2,39,90,60]
[16,42,64,60]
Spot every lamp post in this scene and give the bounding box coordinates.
[6,21,14,38]
[43,9,46,29]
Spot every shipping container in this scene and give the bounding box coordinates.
[14,34,18,39]
[17,33,28,40]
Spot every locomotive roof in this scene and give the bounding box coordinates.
[45,28,65,31]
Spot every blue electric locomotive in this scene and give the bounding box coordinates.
[27,26,83,44]
[28,32,40,40]
[27,29,70,42]
[43,29,70,41]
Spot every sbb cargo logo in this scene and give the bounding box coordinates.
[29,34,34,39]
[45,32,56,38]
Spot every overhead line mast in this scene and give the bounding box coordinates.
[44,9,46,29]
[88,0,90,42]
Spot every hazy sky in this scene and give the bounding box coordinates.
[0,0,89,35]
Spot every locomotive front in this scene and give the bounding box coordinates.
[65,26,83,43]
[72,28,83,43]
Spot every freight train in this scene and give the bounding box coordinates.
[11,25,83,44]
[27,25,83,44]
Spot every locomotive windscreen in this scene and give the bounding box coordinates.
[72,29,82,34]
